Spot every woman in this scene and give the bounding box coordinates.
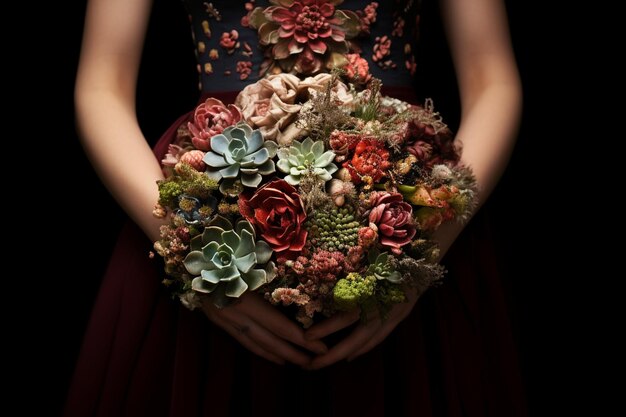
[67,0,524,415]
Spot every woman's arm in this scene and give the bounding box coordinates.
[76,0,164,241]
[433,0,523,256]
[77,0,328,364]
[305,0,522,369]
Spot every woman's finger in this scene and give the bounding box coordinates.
[212,314,286,365]
[237,294,328,355]
[244,321,314,367]
[347,306,413,361]
[304,309,361,340]
[306,321,380,370]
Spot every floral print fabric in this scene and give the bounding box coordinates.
[182,0,421,91]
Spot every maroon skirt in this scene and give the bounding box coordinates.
[64,90,528,417]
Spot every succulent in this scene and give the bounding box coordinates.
[203,122,278,194]
[277,138,337,186]
[306,206,359,253]
[333,272,376,311]
[367,252,402,283]
[183,215,276,307]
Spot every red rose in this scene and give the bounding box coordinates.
[239,179,308,257]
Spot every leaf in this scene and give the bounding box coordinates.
[246,147,270,166]
[284,175,299,186]
[219,163,241,179]
[311,140,325,158]
[385,271,402,284]
[210,134,230,155]
[201,269,221,284]
[254,240,273,264]
[248,7,270,29]
[203,265,240,282]
[257,159,276,175]
[236,229,256,257]
[241,173,263,188]
[208,215,233,231]
[247,129,264,153]
[191,276,216,293]
[203,152,229,168]
[202,227,225,247]
[184,251,211,276]
[225,277,249,298]
[235,252,257,273]
[242,269,267,291]
[221,230,241,254]
[277,158,291,173]
[314,151,335,167]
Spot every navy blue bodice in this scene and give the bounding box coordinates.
[182,0,422,92]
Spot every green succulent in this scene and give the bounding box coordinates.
[203,122,278,194]
[184,215,276,307]
[276,137,337,185]
[333,272,376,311]
[367,252,402,283]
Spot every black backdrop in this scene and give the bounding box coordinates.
[51,0,543,414]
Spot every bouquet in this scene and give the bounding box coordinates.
[153,68,477,327]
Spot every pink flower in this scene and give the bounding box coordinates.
[357,2,378,34]
[187,98,242,151]
[368,192,416,254]
[342,53,372,84]
[372,35,391,63]
[235,73,304,145]
[236,61,253,80]
[180,150,206,171]
[219,30,239,54]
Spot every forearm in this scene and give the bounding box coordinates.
[76,88,165,241]
[434,80,522,258]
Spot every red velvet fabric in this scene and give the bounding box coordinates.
[64,90,527,417]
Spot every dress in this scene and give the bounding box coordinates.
[64,1,528,416]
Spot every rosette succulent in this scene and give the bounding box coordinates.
[203,122,278,194]
[187,98,242,151]
[366,252,401,283]
[368,191,417,255]
[184,215,276,307]
[277,137,337,185]
[247,0,362,75]
[238,179,308,257]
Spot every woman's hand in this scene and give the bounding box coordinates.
[202,292,328,366]
[303,287,419,370]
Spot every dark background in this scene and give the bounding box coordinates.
[47,0,556,414]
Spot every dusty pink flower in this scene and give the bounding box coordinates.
[368,192,416,254]
[180,150,206,171]
[372,35,391,63]
[392,16,405,37]
[343,53,372,84]
[235,73,304,145]
[236,61,253,80]
[358,226,377,248]
[162,144,187,167]
[219,30,239,53]
[357,2,378,34]
[187,98,242,151]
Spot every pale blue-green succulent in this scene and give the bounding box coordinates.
[276,137,337,185]
[203,122,278,194]
[183,215,276,307]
